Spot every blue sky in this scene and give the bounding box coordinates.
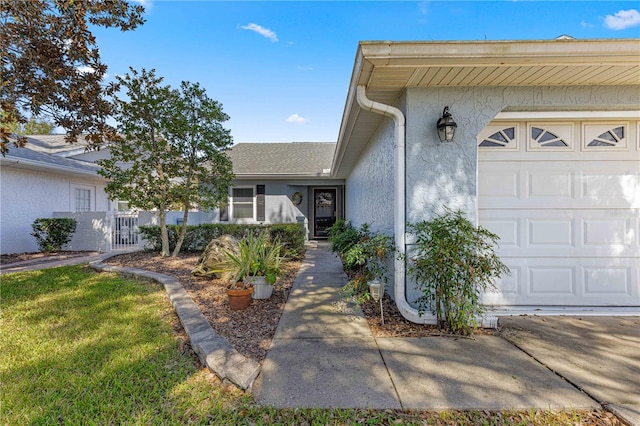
[91,1,640,144]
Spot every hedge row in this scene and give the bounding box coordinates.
[138,223,306,259]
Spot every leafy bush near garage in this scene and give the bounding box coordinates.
[406,207,509,335]
[31,218,77,252]
[138,223,305,259]
[327,220,394,303]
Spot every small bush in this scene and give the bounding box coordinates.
[327,220,393,303]
[327,219,362,256]
[31,218,77,252]
[138,223,305,259]
[406,208,509,335]
[268,223,306,259]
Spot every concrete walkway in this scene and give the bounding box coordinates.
[0,251,116,274]
[255,242,638,421]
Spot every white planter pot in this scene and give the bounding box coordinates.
[248,276,273,299]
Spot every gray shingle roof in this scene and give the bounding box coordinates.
[20,134,93,156]
[3,136,101,175]
[227,142,336,176]
[4,146,101,173]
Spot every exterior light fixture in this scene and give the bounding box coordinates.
[437,106,457,142]
[368,279,384,325]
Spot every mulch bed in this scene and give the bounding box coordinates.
[104,251,299,363]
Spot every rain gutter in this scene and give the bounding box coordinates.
[355,85,430,324]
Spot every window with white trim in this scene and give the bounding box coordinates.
[75,188,91,212]
[230,187,254,220]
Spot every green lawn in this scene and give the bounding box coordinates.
[0,266,617,425]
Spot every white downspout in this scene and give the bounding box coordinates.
[355,85,430,324]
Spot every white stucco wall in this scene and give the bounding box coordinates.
[405,84,640,226]
[0,166,109,254]
[53,211,111,252]
[344,117,396,236]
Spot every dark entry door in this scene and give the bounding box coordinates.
[313,188,336,238]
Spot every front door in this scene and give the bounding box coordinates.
[313,188,336,238]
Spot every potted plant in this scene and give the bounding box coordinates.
[224,232,285,305]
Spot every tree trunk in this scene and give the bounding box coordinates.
[172,208,190,257]
[159,211,170,257]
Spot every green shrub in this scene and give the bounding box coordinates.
[267,223,306,259]
[138,223,305,259]
[327,220,362,257]
[328,220,394,303]
[30,218,77,252]
[406,208,510,335]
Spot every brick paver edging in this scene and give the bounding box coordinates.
[89,259,260,391]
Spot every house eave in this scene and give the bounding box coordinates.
[233,173,334,180]
[332,38,640,177]
[0,156,103,179]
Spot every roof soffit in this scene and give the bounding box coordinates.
[332,39,640,177]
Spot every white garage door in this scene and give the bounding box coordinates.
[478,119,640,307]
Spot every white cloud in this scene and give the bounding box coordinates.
[581,20,595,29]
[603,9,640,30]
[417,1,429,15]
[76,65,96,74]
[240,23,278,42]
[285,113,309,124]
[296,66,314,71]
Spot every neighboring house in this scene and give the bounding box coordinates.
[0,136,114,254]
[331,38,640,318]
[225,142,343,239]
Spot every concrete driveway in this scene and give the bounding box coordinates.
[499,316,640,424]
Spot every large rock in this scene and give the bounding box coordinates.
[191,235,239,281]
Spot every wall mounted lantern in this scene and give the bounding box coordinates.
[437,106,457,142]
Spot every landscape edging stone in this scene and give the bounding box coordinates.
[89,256,260,391]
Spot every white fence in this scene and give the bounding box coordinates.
[53,211,141,252]
[112,212,139,250]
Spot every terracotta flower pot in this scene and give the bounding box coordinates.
[227,286,253,310]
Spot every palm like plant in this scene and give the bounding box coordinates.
[225,232,284,289]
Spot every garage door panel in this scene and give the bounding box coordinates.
[479,209,639,257]
[528,218,575,248]
[480,217,520,248]
[482,169,520,197]
[482,258,639,306]
[583,218,634,249]
[582,170,640,207]
[529,266,577,296]
[528,170,574,199]
[479,161,640,209]
[584,267,632,295]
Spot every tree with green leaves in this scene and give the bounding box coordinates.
[2,115,54,135]
[167,81,234,256]
[1,0,145,155]
[98,68,234,257]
